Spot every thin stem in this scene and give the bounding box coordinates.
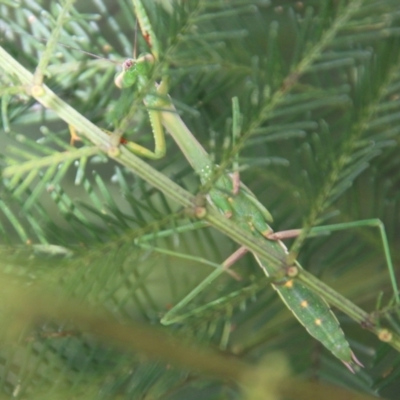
[33,0,76,85]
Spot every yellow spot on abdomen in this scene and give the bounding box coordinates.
[284,280,293,288]
[300,300,308,308]
[315,318,322,326]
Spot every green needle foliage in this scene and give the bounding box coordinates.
[1,0,400,399]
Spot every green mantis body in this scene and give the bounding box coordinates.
[111,0,365,370]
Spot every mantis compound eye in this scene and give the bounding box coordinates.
[122,59,135,70]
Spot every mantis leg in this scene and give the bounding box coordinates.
[161,246,250,325]
[132,0,160,61]
[121,108,166,160]
[267,219,398,304]
[70,109,166,160]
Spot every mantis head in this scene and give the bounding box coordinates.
[114,53,155,89]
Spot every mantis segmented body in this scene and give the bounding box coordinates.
[95,0,397,371]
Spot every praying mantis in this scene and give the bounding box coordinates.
[92,0,397,371]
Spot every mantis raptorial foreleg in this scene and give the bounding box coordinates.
[100,0,397,371]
